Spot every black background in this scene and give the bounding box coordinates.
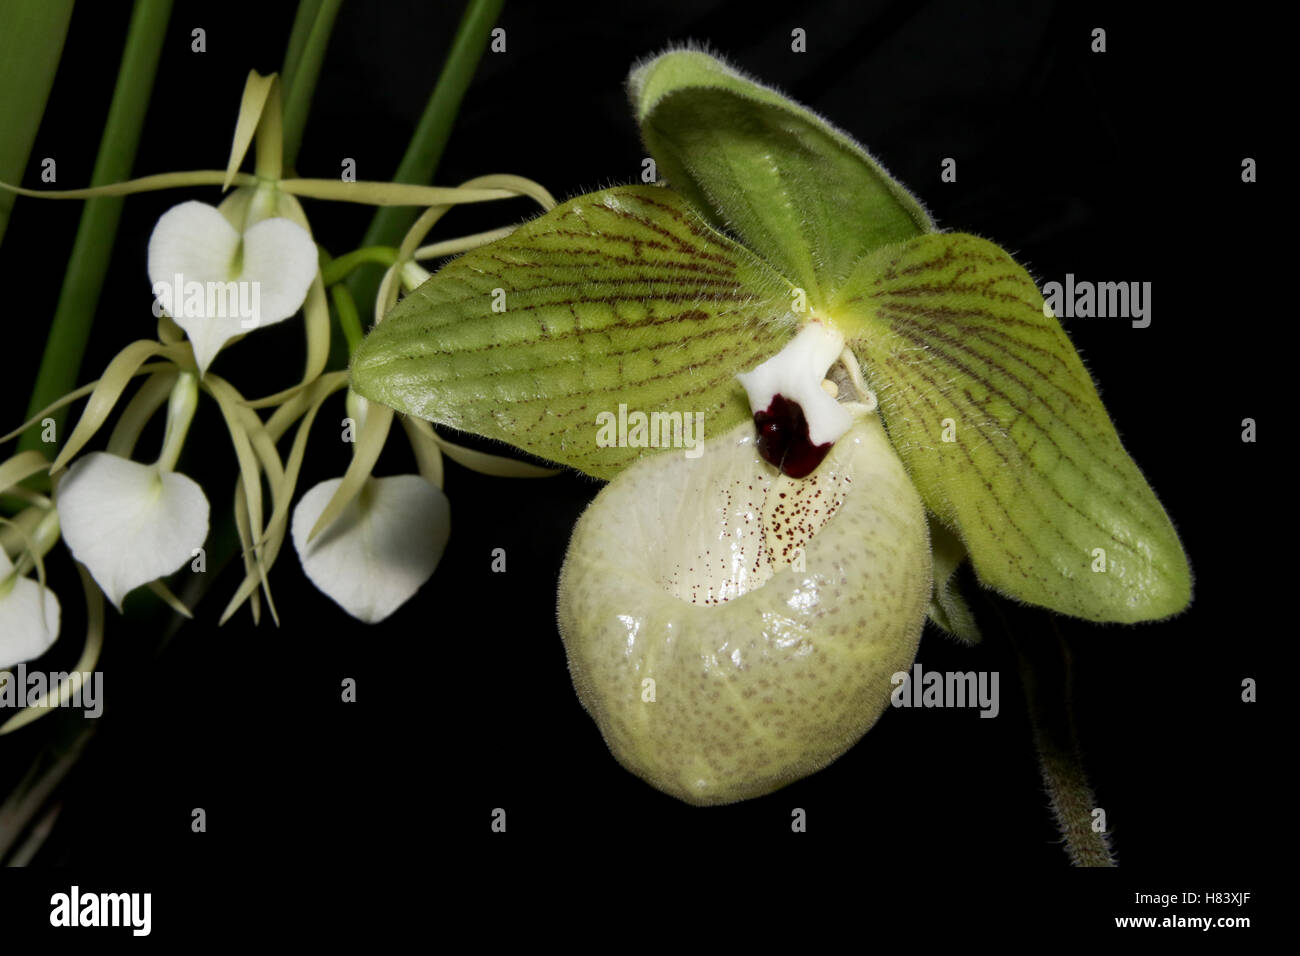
[0,0,1280,937]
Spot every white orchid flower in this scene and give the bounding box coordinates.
[290,392,450,624]
[147,196,317,375]
[0,508,62,670]
[56,372,209,611]
[291,473,450,624]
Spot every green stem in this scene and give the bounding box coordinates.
[321,245,398,285]
[993,602,1117,867]
[280,0,344,172]
[0,170,255,198]
[155,371,198,472]
[279,0,323,98]
[253,81,284,180]
[331,283,364,356]
[345,0,505,319]
[0,725,95,863]
[18,0,174,459]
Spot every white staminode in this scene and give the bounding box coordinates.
[147,200,317,374]
[0,547,61,670]
[56,454,210,611]
[735,320,853,447]
[291,475,450,624]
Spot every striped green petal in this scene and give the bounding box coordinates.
[350,185,799,479]
[831,232,1191,623]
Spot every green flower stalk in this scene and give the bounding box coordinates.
[350,49,1192,805]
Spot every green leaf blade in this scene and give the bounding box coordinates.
[629,49,931,305]
[350,185,799,478]
[834,232,1191,623]
[0,0,76,248]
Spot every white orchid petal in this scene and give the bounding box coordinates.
[148,201,245,374]
[238,218,319,326]
[146,201,317,374]
[292,475,450,624]
[56,453,210,611]
[0,550,61,670]
[148,200,242,287]
[182,314,244,376]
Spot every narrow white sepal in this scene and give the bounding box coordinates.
[147,201,318,374]
[736,320,853,447]
[0,549,61,670]
[56,453,210,611]
[291,475,450,624]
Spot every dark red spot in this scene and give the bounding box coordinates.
[753,394,832,478]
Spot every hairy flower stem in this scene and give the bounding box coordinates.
[989,599,1116,867]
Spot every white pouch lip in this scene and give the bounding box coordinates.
[557,404,931,805]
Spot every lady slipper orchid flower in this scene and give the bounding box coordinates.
[0,508,62,670]
[56,372,209,611]
[147,194,317,375]
[348,49,1192,803]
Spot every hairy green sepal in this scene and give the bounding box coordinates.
[629,49,931,307]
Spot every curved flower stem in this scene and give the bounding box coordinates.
[0,175,517,207]
[321,245,399,286]
[17,0,174,459]
[0,564,106,736]
[6,800,62,866]
[0,170,256,199]
[278,178,514,205]
[346,0,506,318]
[330,283,364,355]
[0,724,95,863]
[987,598,1117,867]
[415,224,517,260]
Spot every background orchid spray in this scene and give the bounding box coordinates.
[0,0,562,865]
[352,49,1191,848]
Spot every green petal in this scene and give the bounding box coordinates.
[350,185,798,479]
[629,48,931,307]
[832,232,1191,623]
